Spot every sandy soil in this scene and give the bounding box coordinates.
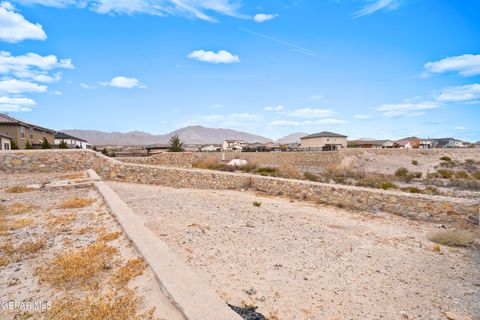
[109,181,480,320]
[0,172,184,320]
[340,150,480,176]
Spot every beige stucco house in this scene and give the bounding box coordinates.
[0,114,55,149]
[300,132,347,150]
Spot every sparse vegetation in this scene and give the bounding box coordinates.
[18,239,45,254]
[59,140,68,149]
[59,197,95,209]
[47,212,77,228]
[411,160,418,165]
[253,201,262,207]
[37,241,117,286]
[429,230,475,247]
[436,169,455,179]
[400,187,421,193]
[25,139,32,149]
[8,202,36,214]
[394,167,409,178]
[111,258,145,285]
[98,227,122,242]
[440,156,452,162]
[41,137,52,149]
[304,172,319,182]
[6,186,35,193]
[11,217,34,229]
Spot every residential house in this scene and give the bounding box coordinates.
[0,114,55,149]
[300,132,347,151]
[419,139,434,149]
[55,132,91,149]
[434,138,465,148]
[0,132,13,150]
[394,137,420,149]
[348,139,394,149]
[222,140,247,151]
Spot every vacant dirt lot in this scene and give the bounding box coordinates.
[110,181,480,320]
[0,172,184,320]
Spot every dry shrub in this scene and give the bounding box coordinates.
[277,164,303,180]
[97,227,121,242]
[38,241,117,286]
[76,226,94,235]
[429,230,475,247]
[47,212,76,228]
[46,288,143,320]
[6,186,36,193]
[11,217,34,229]
[111,258,145,285]
[0,256,9,267]
[59,198,95,209]
[0,242,14,255]
[18,239,45,254]
[7,202,37,215]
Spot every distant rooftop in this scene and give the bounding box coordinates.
[0,114,56,133]
[55,132,88,142]
[301,131,347,139]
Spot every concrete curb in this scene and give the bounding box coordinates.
[88,170,242,320]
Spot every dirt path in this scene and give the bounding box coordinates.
[109,181,479,320]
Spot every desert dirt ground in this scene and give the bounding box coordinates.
[0,172,185,320]
[109,181,480,320]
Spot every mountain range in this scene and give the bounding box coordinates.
[63,126,305,146]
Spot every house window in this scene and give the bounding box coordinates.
[4,143,9,150]
[20,126,25,139]
[30,128,34,140]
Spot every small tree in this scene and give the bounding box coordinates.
[101,148,110,156]
[41,137,52,149]
[10,140,18,150]
[58,140,68,149]
[93,146,98,151]
[25,139,33,149]
[168,134,184,152]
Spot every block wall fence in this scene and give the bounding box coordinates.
[1,149,478,226]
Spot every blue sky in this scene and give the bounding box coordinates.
[0,0,479,141]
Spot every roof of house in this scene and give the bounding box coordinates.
[0,114,56,133]
[300,131,347,139]
[55,132,88,142]
[0,132,13,139]
[395,136,419,146]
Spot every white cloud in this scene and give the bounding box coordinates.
[353,114,373,120]
[377,101,438,118]
[0,95,36,111]
[100,76,146,89]
[0,79,47,93]
[187,50,240,64]
[253,13,277,23]
[264,105,284,112]
[12,0,245,22]
[289,108,335,118]
[352,0,400,18]
[423,54,480,77]
[454,126,469,131]
[80,82,95,89]
[210,103,222,109]
[0,1,46,42]
[436,83,480,103]
[0,51,73,82]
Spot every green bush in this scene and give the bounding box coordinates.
[41,137,51,149]
[379,182,397,190]
[437,169,455,179]
[401,187,421,193]
[25,139,32,149]
[304,172,319,182]
[411,160,418,165]
[394,167,409,177]
[10,140,18,150]
[256,167,278,176]
[168,134,184,152]
[58,140,68,149]
[439,156,451,162]
[253,201,262,207]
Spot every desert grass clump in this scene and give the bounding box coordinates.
[46,288,141,320]
[112,258,145,285]
[8,202,36,215]
[47,212,77,228]
[304,172,319,182]
[277,164,303,180]
[400,187,421,194]
[429,230,475,247]
[440,156,452,162]
[411,160,418,166]
[0,256,8,267]
[6,186,35,193]
[59,197,95,209]
[256,167,279,176]
[97,227,121,242]
[37,241,117,286]
[11,217,34,229]
[436,169,455,179]
[394,167,409,178]
[18,239,45,254]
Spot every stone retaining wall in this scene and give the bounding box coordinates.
[116,152,197,168]
[1,150,478,225]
